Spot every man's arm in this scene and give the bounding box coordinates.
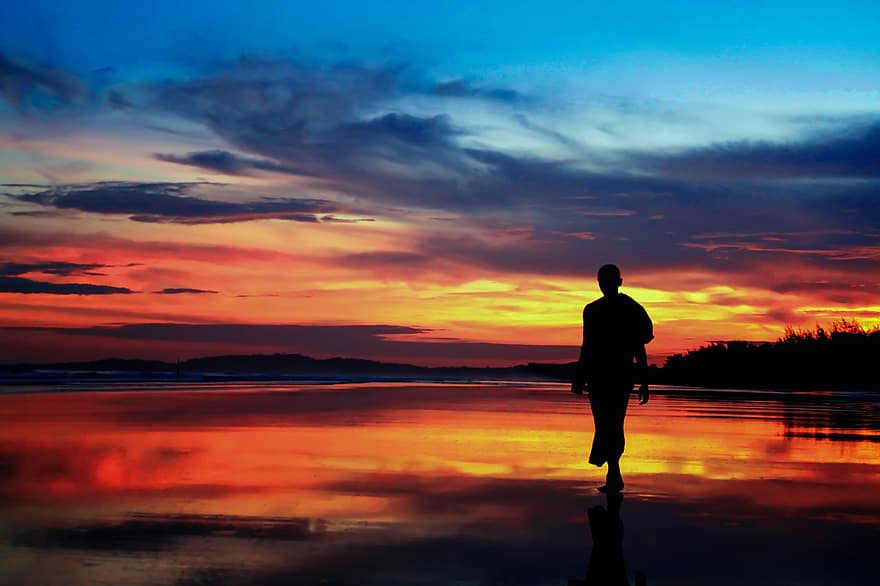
[635,343,649,404]
[572,307,589,395]
[632,299,652,405]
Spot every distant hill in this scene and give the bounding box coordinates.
[4,320,877,391]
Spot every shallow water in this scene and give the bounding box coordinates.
[1,382,878,585]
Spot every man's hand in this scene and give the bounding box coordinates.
[638,382,649,405]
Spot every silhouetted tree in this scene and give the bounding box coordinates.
[660,320,879,390]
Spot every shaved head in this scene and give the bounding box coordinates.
[598,263,622,296]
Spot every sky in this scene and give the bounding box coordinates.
[1,1,879,365]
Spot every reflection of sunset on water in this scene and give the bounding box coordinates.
[3,383,878,512]
[2,382,878,585]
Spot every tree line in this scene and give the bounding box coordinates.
[657,320,880,390]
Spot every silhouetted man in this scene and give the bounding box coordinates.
[572,264,653,492]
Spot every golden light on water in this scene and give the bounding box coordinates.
[3,383,877,514]
[2,382,878,586]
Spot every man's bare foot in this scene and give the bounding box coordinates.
[598,480,624,493]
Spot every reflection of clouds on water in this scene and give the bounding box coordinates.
[13,513,325,552]
[0,441,272,502]
[322,473,591,521]
[9,382,563,429]
[661,387,880,440]
[1,383,879,585]
[8,474,878,586]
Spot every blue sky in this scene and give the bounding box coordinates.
[5,2,879,74]
[5,1,880,143]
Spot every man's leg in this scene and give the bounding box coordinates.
[606,457,623,490]
[603,388,629,491]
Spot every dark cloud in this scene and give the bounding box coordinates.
[803,183,880,235]
[122,58,474,190]
[8,210,64,218]
[681,225,880,269]
[763,306,803,324]
[514,112,589,153]
[116,57,660,217]
[641,120,880,178]
[139,57,407,168]
[155,150,309,176]
[0,54,87,110]
[431,78,520,102]
[376,169,880,282]
[772,279,878,295]
[32,322,425,344]
[0,261,107,276]
[154,288,218,295]
[398,222,704,278]
[0,276,132,295]
[16,182,345,224]
[9,171,880,304]
[127,56,880,254]
[8,54,877,295]
[4,323,574,363]
[106,88,132,109]
[334,112,462,150]
[318,214,375,224]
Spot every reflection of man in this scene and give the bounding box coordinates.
[568,493,646,586]
[572,264,653,492]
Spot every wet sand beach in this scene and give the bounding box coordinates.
[1,382,878,585]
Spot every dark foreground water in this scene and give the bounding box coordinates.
[1,381,878,585]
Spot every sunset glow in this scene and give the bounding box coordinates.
[2,2,880,364]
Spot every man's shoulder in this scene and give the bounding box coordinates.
[584,294,650,318]
[584,297,606,314]
[618,293,645,309]
[621,293,654,342]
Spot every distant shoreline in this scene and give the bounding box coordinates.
[0,353,569,386]
[2,349,879,393]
